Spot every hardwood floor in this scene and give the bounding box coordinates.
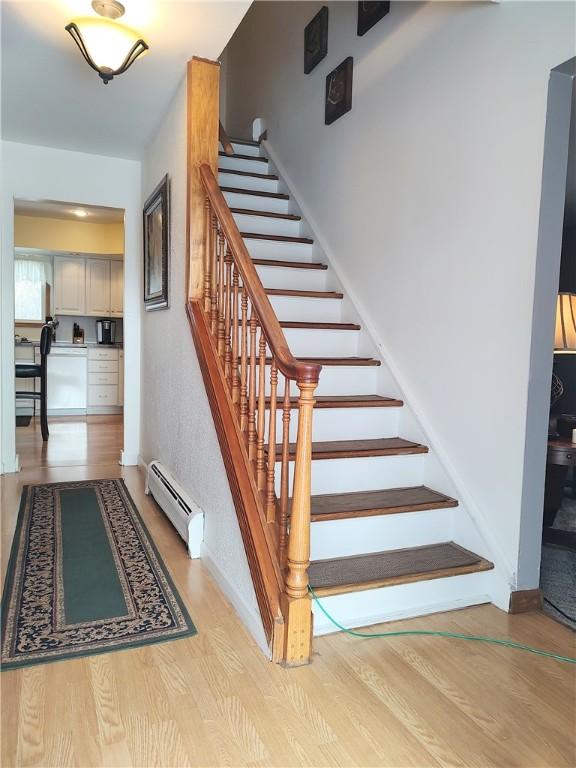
[15,415,123,470]
[1,421,575,767]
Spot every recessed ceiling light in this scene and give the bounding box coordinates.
[73,209,88,218]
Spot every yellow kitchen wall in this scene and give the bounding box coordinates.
[14,215,124,254]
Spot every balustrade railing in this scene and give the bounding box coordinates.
[198,164,321,625]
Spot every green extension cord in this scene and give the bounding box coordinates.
[308,586,576,665]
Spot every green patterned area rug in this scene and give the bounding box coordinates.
[1,479,196,670]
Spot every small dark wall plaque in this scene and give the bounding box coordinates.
[143,174,170,311]
[357,1,390,36]
[304,6,328,74]
[325,57,353,126]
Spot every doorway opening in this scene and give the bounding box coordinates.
[13,199,125,470]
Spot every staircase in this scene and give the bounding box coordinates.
[217,137,495,636]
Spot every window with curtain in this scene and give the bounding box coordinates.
[14,259,48,322]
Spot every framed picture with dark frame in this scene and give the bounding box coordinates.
[325,57,353,126]
[357,1,390,36]
[143,174,170,311]
[304,6,328,74]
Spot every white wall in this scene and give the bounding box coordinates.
[0,141,141,471]
[139,77,268,651]
[223,1,575,581]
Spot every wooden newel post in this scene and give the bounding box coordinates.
[283,378,317,665]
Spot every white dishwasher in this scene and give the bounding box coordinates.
[37,346,88,413]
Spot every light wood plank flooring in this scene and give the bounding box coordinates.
[1,421,575,767]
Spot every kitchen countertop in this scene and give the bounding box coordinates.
[15,341,123,347]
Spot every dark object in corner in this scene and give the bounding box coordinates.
[304,6,328,74]
[357,1,390,36]
[325,57,353,126]
[16,415,32,427]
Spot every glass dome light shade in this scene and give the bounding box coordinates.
[65,17,148,83]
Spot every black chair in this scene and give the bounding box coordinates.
[15,323,53,441]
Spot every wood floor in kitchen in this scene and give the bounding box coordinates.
[1,418,575,767]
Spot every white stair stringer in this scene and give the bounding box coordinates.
[216,136,508,635]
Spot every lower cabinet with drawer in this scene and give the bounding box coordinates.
[87,347,123,414]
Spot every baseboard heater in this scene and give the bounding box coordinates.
[145,461,204,558]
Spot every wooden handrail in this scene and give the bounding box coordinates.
[199,164,321,386]
[219,121,235,156]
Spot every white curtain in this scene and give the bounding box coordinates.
[14,259,47,321]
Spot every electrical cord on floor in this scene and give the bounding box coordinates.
[544,596,576,624]
[308,586,576,665]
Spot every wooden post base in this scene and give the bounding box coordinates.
[281,595,313,666]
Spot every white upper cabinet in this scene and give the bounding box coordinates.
[110,260,124,317]
[86,258,111,316]
[54,257,86,315]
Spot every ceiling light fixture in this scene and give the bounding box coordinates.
[73,209,88,218]
[65,1,148,85]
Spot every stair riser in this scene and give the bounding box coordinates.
[279,327,359,356]
[271,406,401,442]
[218,172,279,194]
[311,571,492,636]
[264,365,379,396]
[310,507,454,560]
[220,141,262,157]
[220,155,270,174]
[233,213,301,238]
[275,453,427,496]
[256,266,328,292]
[243,239,315,263]
[222,191,290,215]
[266,295,343,323]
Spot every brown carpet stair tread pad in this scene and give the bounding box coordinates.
[231,208,300,220]
[243,233,314,244]
[218,168,278,179]
[309,542,492,590]
[220,186,289,199]
[219,152,268,162]
[266,394,403,409]
[264,289,343,298]
[270,437,428,460]
[253,260,327,270]
[308,485,458,520]
[253,356,380,367]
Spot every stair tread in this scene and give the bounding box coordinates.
[310,542,493,595]
[256,356,381,366]
[242,232,313,244]
[254,259,327,271]
[219,152,268,163]
[278,320,358,328]
[265,288,343,299]
[232,208,301,221]
[272,437,427,460]
[308,485,458,521]
[229,137,260,147]
[267,394,403,409]
[219,168,279,180]
[220,186,289,200]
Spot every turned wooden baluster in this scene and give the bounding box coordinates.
[231,265,241,404]
[217,231,226,356]
[256,332,267,490]
[223,246,233,380]
[210,212,219,334]
[278,379,291,565]
[285,380,317,600]
[203,197,211,314]
[239,289,249,431]
[265,360,278,522]
[247,310,258,460]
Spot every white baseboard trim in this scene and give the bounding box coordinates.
[201,544,271,659]
[263,136,514,593]
[120,450,139,466]
[312,594,492,636]
[1,454,20,474]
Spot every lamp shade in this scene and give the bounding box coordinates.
[65,17,148,84]
[554,292,576,353]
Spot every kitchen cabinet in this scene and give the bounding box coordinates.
[86,258,111,316]
[118,350,124,405]
[87,347,121,412]
[54,258,86,315]
[110,260,124,317]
